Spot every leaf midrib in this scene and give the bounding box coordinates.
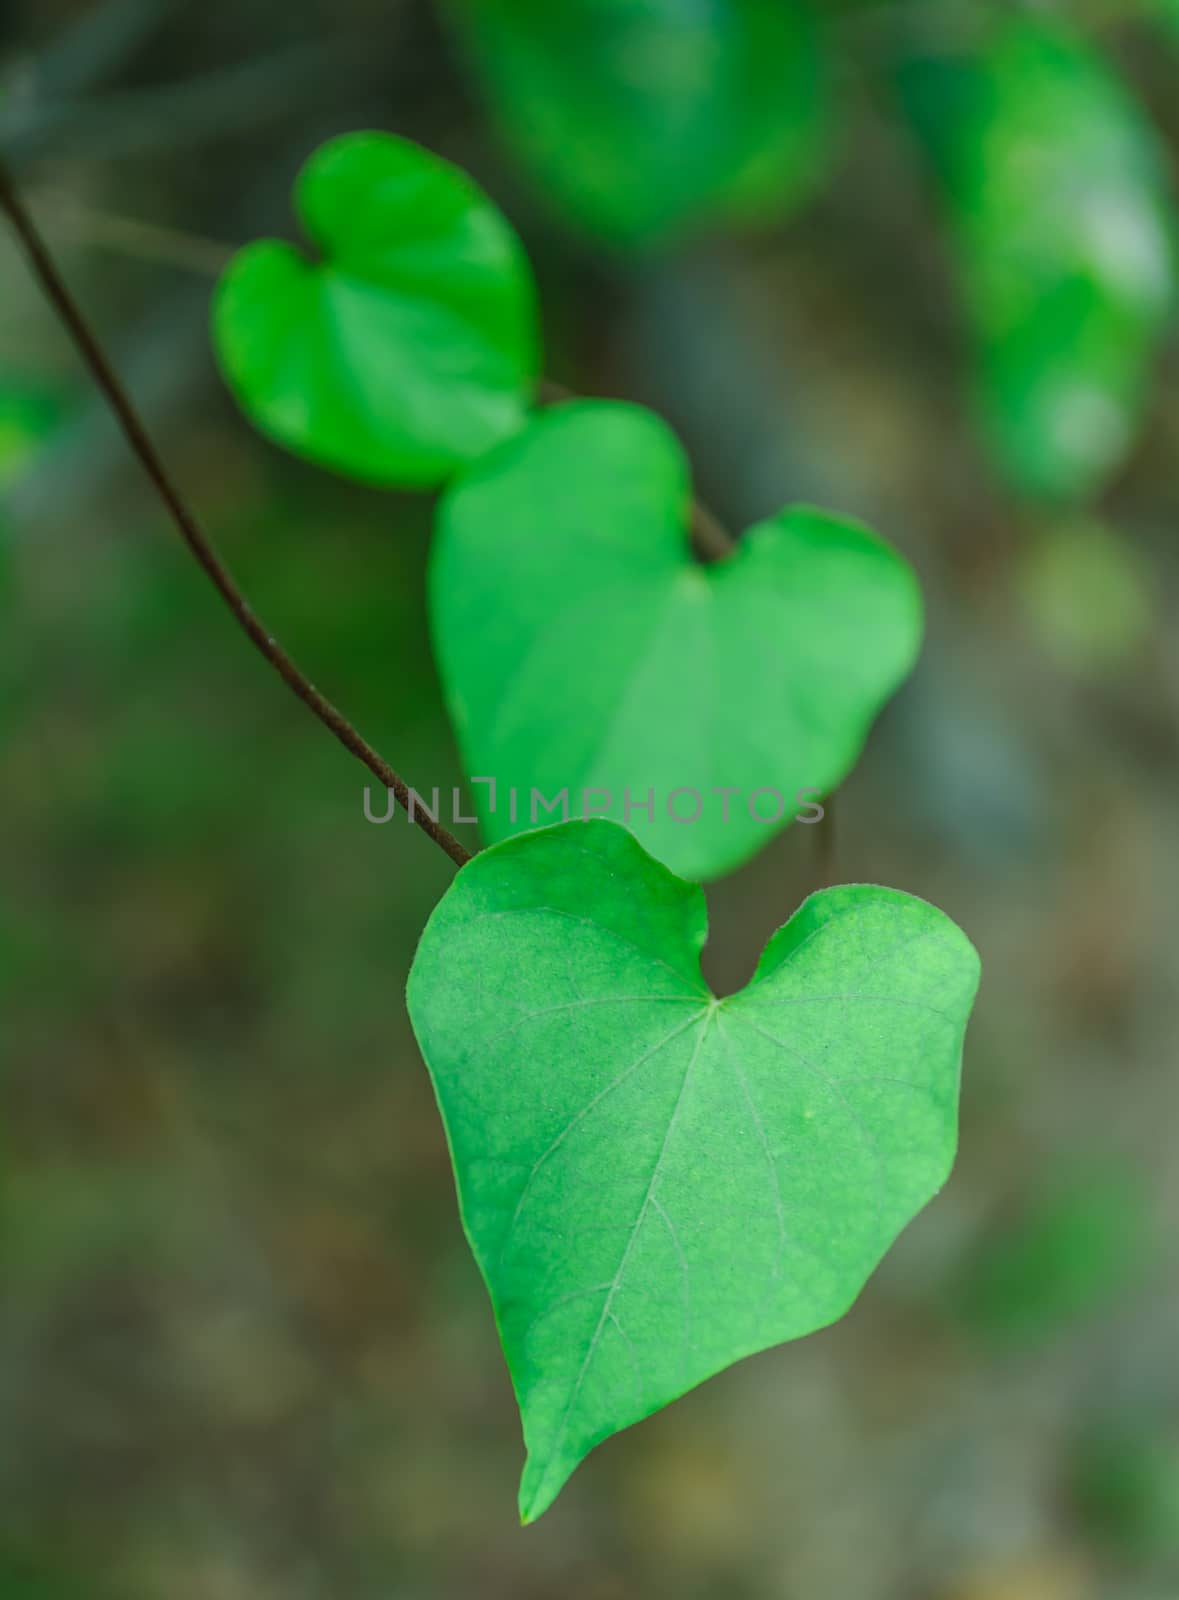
[525,1006,717,1514]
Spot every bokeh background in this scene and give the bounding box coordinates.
[3,2,1179,1596]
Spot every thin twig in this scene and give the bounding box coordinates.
[687,499,734,563]
[34,191,235,275]
[0,161,471,870]
[813,794,837,893]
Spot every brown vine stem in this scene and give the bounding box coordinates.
[813,794,838,894]
[0,161,472,870]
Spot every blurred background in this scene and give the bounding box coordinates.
[3,1,1179,1596]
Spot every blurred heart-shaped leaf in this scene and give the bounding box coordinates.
[212,132,540,487]
[431,401,922,880]
[407,818,980,1520]
[442,0,833,247]
[898,18,1176,502]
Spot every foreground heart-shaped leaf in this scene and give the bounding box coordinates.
[898,18,1176,502]
[431,401,923,880]
[441,0,832,247]
[212,132,540,487]
[407,819,980,1521]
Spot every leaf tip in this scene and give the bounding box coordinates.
[517,1449,573,1526]
[516,1479,548,1528]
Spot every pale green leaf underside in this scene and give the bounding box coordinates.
[442,0,831,247]
[431,401,923,880]
[406,820,981,1521]
[212,131,540,488]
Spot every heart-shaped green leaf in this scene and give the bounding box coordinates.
[407,819,980,1521]
[431,400,923,881]
[898,18,1176,502]
[212,132,540,487]
[441,0,832,247]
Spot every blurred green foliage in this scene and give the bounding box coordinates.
[0,380,61,487]
[898,16,1176,502]
[1016,519,1154,674]
[0,378,61,619]
[443,0,831,246]
[953,1163,1155,1349]
[1074,1422,1179,1560]
[0,1552,90,1599]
